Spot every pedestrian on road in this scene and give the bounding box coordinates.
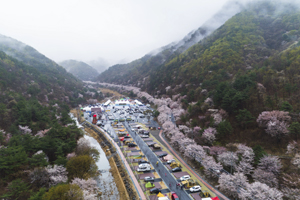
[156,161,158,165]
[165,173,167,177]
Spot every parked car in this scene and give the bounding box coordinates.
[150,188,161,194]
[128,143,137,147]
[148,143,156,147]
[179,175,191,181]
[141,135,149,138]
[158,127,161,130]
[144,176,154,182]
[167,159,176,164]
[171,192,179,200]
[138,160,149,164]
[137,166,150,172]
[138,163,150,168]
[158,153,168,158]
[189,185,201,193]
[171,167,182,172]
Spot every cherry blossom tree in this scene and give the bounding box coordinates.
[82,190,98,200]
[170,131,185,146]
[257,110,291,128]
[286,140,300,155]
[218,172,248,199]
[252,169,278,188]
[202,130,216,145]
[71,178,98,193]
[236,161,254,175]
[162,121,174,131]
[236,144,254,164]
[67,152,76,160]
[157,113,169,124]
[178,137,195,153]
[212,113,222,125]
[19,125,32,135]
[218,151,238,171]
[202,156,223,178]
[292,153,300,168]
[282,173,300,188]
[265,119,289,138]
[46,165,68,187]
[258,155,282,174]
[281,188,300,200]
[184,144,207,162]
[239,182,283,200]
[193,126,201,133]
[209,146,227,156]
[178,125,192,135]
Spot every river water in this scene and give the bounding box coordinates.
[72,114,120,200]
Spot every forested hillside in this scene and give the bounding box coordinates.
[0,35,104,199]
[98,2,300,199]
[59,59,99,81]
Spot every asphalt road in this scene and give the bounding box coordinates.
[123,121,193,200]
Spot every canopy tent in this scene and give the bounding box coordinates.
[119,129,126,132]
[211,197,220,200]
[119,137,124,141]
[157,192,165,197]
[145,182,154,188]
[163,154,173,161]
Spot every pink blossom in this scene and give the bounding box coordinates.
[71,178,98,193]
[258,155,282,174]
[46,165,68,186]
[184,144,207,162]
[218,152,238,169]
[239,182,283,200]
[252,169,278,188]
[292,154,300,168]
[218,172,248,198]
[178,137,195,153]
[236,144,254,164]
[209,146,227,156]
[193,126,201,133]
[257,110,291,128]
[202,131,216,145]
[236,161,254,175]
[265,118,289,137]
[281,188,300,200]
[202,156,223,178]
[19,125,32,135]
[67,152,76,160]
[286,141,300,155]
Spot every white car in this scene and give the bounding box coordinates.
[167,159,176,164]
[137,166,151,172]
[138,163,150,168]
[179,175,191,181]
[190,185,201,193]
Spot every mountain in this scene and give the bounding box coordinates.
[98,1,300,151]
[87,57,110,73]
[59,59,99,81]
[96,0,245,85]
[0,34,85,106]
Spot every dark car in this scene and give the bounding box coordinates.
[171,167,182,172]
[128,143,137,147]
[124,135,131,138]
[148,143,156,147]
[144,176,155,182]
[138,160,149,164]
[158,153,168,158]
[150,188,161,194]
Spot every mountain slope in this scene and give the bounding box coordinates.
[0,34,84,106]
[97,0,245,85]
[59,59,99,81]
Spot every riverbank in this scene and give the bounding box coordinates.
[71,109,138,200]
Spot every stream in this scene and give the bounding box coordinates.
[72,114,120,200]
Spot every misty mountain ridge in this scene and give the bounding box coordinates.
[59,59,99,81]
[0,33,85,106]
[96,0,246,84]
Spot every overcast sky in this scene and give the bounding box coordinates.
[0,0,230,66]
